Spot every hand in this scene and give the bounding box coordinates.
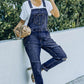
[13,26,20,32]
[13,28,16,32]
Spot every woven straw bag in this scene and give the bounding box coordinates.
[13,25,31,39]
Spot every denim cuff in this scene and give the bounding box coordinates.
[41,65,48,72]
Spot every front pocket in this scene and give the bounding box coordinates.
[23,35,31,46]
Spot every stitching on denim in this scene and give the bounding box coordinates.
[43,47,61,68]
[42,66,48,71]
[33,13,45,25]
[46,59,56,68]
[46,47,58,58]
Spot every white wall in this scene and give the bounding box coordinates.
[0,27,84,84]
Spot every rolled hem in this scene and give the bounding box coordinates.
[41,65,48,72]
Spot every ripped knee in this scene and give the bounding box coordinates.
[62,57,67,61]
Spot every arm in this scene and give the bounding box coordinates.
[13,19,25,32]
[50,0,60,18]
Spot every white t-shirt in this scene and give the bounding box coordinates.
[19,0,53,25]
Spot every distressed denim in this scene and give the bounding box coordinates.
[23,30,67,84]
[23,0,67,84]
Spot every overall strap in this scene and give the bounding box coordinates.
[28,0,33,8]
[42,0,46,7]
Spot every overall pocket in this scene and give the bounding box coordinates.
[23,32,38,46]
[33,13,45,26]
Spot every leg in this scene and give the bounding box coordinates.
[24,43,43,84]
[41,35,67,72]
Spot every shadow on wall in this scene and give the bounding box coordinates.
[66,75,84,84]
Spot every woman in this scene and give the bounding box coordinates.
[14,0,67,84]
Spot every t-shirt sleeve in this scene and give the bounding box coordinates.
[19,2,28,21]
[45,0,53,16]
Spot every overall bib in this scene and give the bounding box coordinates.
[23,0,67,84]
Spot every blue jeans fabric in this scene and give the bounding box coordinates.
[23,29,67,84]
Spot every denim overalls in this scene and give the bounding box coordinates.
[23,0,67,84]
